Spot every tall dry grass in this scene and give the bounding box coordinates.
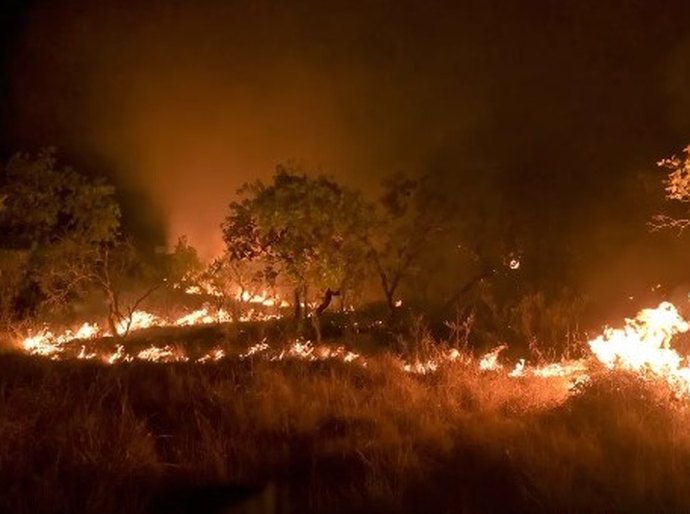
[0,342,689,513]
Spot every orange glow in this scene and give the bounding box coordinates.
[16,298,690,397]
[588,301,690,395]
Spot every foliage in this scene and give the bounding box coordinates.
[167,236,204,286]
[369,169,520,318]
[0,148,120,247]
[38,239,165,336]
[366,172,447,316]
[0,148,121,318]
[222,163,373,317]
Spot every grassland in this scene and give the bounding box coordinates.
[1,332,690,514]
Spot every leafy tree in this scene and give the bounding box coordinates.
[222,163,372,340]
[368,166,528,330]
[0,148,121,318]
[167,236,204,286]
[366,170,500,317]
[197,256,273,319]
[366,172,442,317]
[0,150,170,335]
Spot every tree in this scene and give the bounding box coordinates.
[0,148,121,318]
[650,145,690,233]
[39,239,169,337]
[222,163,372,340]
[365,172,439,317]
[367,165,527,326]
[167,236,204,287]
[366,170,491,318]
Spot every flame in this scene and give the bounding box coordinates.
[509,359,525,377]
[530,361,588,378]
[22,321,101,357]
[177,278,287,307]
[479,344,507,371]
[117,311,164,334]
[588,301,690,394]
[137,345,189,363]
[18,303,281,360]
[15,295,690,398]
[175,307,226,326]
[236,289,289,308]
[107,345,133,364]
[196,348,225,363]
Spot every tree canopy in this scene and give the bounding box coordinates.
[222,163,372,322]
[0,148,121,317]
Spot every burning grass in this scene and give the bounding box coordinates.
[4,301,690,512]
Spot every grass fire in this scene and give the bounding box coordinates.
[6,2,690,513]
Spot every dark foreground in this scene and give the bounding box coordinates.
[1,349,689,514]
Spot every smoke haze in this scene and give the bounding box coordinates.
[5,0,690,319]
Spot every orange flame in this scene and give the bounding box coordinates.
[15,296,690,398]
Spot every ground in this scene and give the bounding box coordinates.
[1,331,690,514]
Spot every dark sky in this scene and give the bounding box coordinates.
[3,0,690,316]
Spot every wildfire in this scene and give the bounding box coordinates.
[13,297,690,398]
[479,344,507,371]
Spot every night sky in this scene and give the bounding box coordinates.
[3,0,690,318]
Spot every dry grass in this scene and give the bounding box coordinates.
[0,342,689,514]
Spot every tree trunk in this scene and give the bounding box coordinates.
[310,289,340,343]
[293,288,302,321]
[384,288,396,319]
[105,289,121,338]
